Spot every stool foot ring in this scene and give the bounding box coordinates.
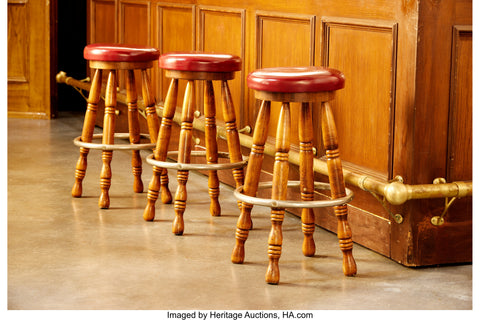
[73,133,156,150]
[234,181,354,208]
[146,151,247,171]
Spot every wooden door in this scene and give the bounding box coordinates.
[8,0,56,119]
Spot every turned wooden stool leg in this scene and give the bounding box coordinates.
[266,102,291,285]
[172,80,195,235]
[141,69,171,204]
[321,101,357,276]
[204,80,221,216]
[99,70,117,209]
[141,69,160,141]
[299,102,316,257]
[221,80,245,209]
[126,70,143,193]
[231,100,271,264]
[144,78,178,221]
[72,69,102,198]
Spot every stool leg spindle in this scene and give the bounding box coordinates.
[160,170,172,204]
[321,101,357,276]
[173,80,195,235]
[144,79,178,221]
[141,69,160,141]
[204,80,221,216]
[99,70,117,209]
[299,102,316,257]
[231,100,271,264]
[72,69,102,198]
[126,70,144,193]
[266,102,291,285]
[221,80,245,209]
[141,69,169,203]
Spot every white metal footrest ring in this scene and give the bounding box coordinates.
[146,151,248,171]
[234,181,354,208]
[73,133,156,150]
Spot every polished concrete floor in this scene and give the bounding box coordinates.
[7,112,474,311]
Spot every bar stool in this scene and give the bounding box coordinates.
[143,52,247,235]
[72,43,161,209]
[231,66,357,284]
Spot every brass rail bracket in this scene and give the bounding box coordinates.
[430,178,459,226]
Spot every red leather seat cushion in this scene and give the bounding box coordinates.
[84,43,160,62]
[159,52,242,72]
[247,67,345,93]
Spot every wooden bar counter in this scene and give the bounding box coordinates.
[87,0,472,267]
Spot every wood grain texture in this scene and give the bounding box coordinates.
[322,18,398,178]
[204,80,221,216]
[144,78,178,221]
[155,3,195,102]
[232,100,271,264]
[8,0,52,118]
[72,69,103,198]
[321,101,357,276]
[255,11,315,144]
[87,0,472,267]
[99,70,117,209]
[90,0,116,43]
[299,102,316,257]
[220,80,245,198]
[266,102,291,285]
[126,69,144,193]
[198,6,245,125]
[447,26,472,182]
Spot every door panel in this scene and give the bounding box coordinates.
[8,0,53,119]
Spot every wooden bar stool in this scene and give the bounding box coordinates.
[72,43,161,209]
[143,52,247,235]
[231,66,357,284]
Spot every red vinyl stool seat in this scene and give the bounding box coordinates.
[143,52,246,236]
[84,43,161,62]
[246,66,345,92]
[72,43,161,209]
[158,52,242,72]
[231,66,357,284]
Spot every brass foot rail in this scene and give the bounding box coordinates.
[57,71,472,214]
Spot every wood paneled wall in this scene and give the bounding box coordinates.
[8,0,54,119]
[87,0,472,266]
[322,17,398,178]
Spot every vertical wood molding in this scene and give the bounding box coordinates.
[8,0,51,118]
[90,0,117,43]
[196,5,246,123]
[156,2,196,54]
[154,2,196,100]
[253,11,316,143]
[255,11,316,69]
[119,0,151,44]
[321,17,398,179]
[7,0,29,83]
[197,5,246,54]
[447,25,472,181]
